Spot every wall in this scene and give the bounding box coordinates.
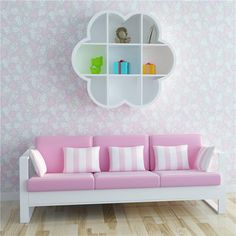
[1,1,235,193]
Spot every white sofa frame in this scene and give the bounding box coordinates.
[19,149,226,223]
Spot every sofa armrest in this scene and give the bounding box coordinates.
[214,149,225,184]
[214,149,224,170]
[19,149,35,223]
[19,150,31,190]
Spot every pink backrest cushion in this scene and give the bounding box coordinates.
[149,134,201,170]
[36,136,93,173]
[93,135,149,171]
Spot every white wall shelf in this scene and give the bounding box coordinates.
[72,11,175,108]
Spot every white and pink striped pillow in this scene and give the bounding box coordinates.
[109,146,145,171]
[194,146,215,171]
[30,149,47,177]
[153,145,189,171]
[63,147,100,173]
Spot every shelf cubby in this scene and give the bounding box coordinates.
[88,75,108,106]
[143,15,160,44]
[108,13,141,44]
[142,77,160,105]
[109,45,141,74]
[87,13,107,43]
[73,44,107,75]
[72,12,175,108]
[143,45,174,75]
[108,75,142,106]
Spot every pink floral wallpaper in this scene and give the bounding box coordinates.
[1,1,235,193]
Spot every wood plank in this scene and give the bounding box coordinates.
[102,204,117,230]
[142,216,162,235]
[197,223,219,236]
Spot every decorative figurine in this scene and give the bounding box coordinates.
[115,27,131,43]
[90,56,103,74]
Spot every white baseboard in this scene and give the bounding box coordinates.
[1,185,235,202]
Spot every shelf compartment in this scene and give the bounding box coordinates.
[143,45,174,75]
[142,15,160,44]
[73,44,107,75]
[142,78,160,105]
[108,13,141,44]
[88,75,108,106]
[109,45,141,74]
[108,75,142,106]
[87,13,107,43]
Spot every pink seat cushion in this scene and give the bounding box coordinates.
[150,134,202,170]
[36,136,93,173]
[154,170,221,187]
[27,173,94,192]
[94,135,149,171]
[94,171,160,189]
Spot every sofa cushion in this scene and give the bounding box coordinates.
[150,134,201,170]
[27,173,94,192]
[94,171,160,189]
[36,136,93,173]
[94,135,149,171]
[154,170,221,187]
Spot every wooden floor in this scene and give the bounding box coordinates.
[1,193,236,236]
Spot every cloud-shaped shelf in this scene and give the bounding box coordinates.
[72,11,175,108]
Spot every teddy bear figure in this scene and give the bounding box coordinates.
[115,27,131,43]
[90,56,103,74]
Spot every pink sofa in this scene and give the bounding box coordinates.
[19,134,225,223]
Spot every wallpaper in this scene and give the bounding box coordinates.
[1,1,235,193]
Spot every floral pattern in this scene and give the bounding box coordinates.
[1,1,235,192]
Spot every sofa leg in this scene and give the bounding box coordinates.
[218,196,226,214]
[20,206,34,223]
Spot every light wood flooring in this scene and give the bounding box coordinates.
[1,193,236,236]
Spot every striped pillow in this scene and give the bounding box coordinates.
[153,145,189,170]
[194,146,215,171]
[30,149,47,177]
[109,146,145,171]
[63,147,100,173]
